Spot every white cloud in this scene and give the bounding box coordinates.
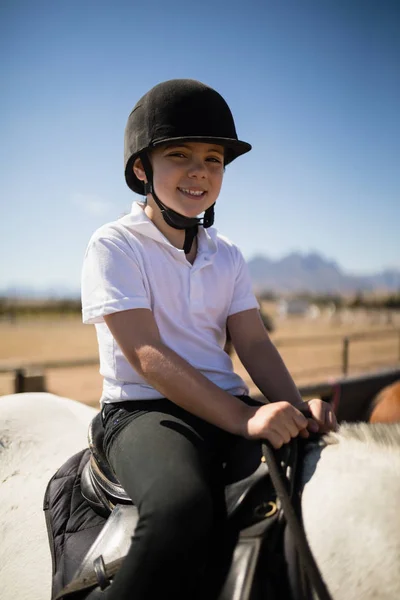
[71,193,113,216]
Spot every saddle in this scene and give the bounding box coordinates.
[81,412,287,521]
[50,412,298,600]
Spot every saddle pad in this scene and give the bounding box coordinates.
[43,449,107,599]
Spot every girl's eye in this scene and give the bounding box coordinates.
[167,152,186,158]
[165,152,223,164]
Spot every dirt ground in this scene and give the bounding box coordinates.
[1,304,399,408]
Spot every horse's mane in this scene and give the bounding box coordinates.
[324,421,400,449]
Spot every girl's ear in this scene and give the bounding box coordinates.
[133,157,147,182]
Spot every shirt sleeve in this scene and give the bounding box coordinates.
[228,245,260,316]
[81,228,151,324]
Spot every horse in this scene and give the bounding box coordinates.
[368,380,400,424]
[1,392,399,600]
[0,392,98,600]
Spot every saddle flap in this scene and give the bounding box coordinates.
[225,441,295,525]
[218,537,262,600]
[225,461,270,518]
[58,504,267,600]
[72,504,138,583]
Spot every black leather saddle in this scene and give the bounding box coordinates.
[80,412,294,522]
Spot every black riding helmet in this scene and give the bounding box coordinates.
[124,79,252,252]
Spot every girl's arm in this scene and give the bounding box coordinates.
[227,308,337,432]
[103,308,308,447]
[227,309,303,406]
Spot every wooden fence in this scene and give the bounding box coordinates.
[1,329,399,394]
[274,328,400,379]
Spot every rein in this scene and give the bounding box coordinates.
[261,438,332,600]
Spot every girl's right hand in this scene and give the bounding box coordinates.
[245,402,309,448]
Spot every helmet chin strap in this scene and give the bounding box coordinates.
[140,153,214,254]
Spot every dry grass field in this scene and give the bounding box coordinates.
[1,302,399,408]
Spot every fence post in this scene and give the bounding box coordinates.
[13,367,47,393]
[342,336,350,376]
[14,368,25,393]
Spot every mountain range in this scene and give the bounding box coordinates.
[1,252,399,298]
[247,252,400,295]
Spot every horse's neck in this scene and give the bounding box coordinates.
[300,429,400,600]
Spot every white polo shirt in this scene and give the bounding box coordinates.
[82,201,259,403]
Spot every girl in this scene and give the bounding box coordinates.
[81,79,336,599]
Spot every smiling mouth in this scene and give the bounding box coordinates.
[178,187,206,198]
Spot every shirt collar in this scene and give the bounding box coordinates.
[119,201,218,259]
[197,223,218,257]
[119,201,172,246]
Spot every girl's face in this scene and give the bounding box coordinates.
[134,141,224,218]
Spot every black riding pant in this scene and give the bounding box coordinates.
[99,396,262,600]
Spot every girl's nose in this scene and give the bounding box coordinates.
[187,159,207,177]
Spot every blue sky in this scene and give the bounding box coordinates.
[1,0,399,294]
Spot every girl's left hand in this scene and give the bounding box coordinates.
[304,398,338,433]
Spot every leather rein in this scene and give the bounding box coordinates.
[261,435,332,600]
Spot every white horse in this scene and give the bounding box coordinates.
[0,393,98,600]
[300,424,400,600]
[1,393,399,600]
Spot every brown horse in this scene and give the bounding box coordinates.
[368,380,400,424]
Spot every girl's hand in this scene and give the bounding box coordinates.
[302,398,338,433]
[246,401,309,448]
